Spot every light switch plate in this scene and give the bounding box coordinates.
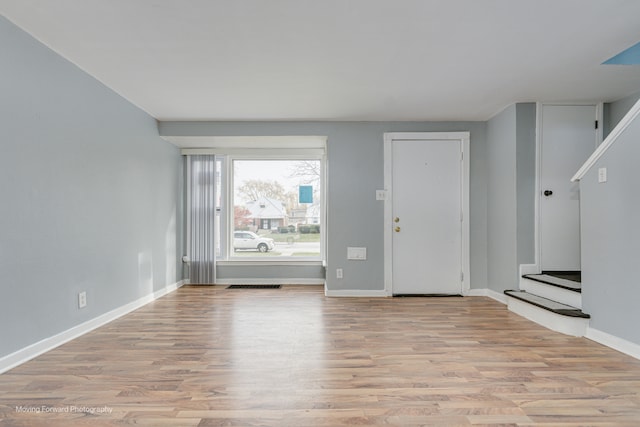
[598,167,607,183]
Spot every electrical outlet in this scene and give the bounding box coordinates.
[78,291,87,309]
[336,268,343,279]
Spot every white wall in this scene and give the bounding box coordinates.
[0,16,182,359]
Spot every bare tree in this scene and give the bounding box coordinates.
[238,180,287,202]
[288,161,320,184]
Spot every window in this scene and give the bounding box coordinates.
[231,159,323,260]
[183,136,327,267]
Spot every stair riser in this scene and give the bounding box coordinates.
[520,278,582,309]
[507,297,589,337]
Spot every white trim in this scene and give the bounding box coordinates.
[225,154,326,264]
[383,139,393,294]
[325,289,390,297]
[213,156,218,283]
[520,278,582,309]
[320,150,327,267]
[184,148,326,156]
[224,154,232,260]
[224,258,321,263]
[216,260,323,267]
[383,132,470,296]
[168,135,327,150]
[534,102,542,268]
[573,98,640,181]
[506,296,589,337]
[519,263,539,278]
[214,278,325,285]
[465,288,508,304]
[596,102,604,146]
[586,327,640,361]
[0,280,185,375]
[185,156,191,269]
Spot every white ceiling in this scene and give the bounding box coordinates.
[2,0,640,122]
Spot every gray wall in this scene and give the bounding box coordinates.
[515,104,537,269]
[0,17,182,358]
[486,106,518,292]
[604,91,640,138]
[160,121,488,292]
[580,99,640,345]
[216,265,325,281]
[485,103,536,292]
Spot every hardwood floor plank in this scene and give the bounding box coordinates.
[1,285,640,425]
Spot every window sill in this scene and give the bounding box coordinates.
[217,259,324,267]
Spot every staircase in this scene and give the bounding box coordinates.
[504,270,590,336]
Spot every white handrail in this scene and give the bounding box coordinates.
[572,97,640,182]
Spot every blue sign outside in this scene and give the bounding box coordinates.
[299,185,313,203]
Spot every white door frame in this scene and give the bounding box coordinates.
[533,102,603,272]
[383,132,470,296]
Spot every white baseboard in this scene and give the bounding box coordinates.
[325,289,390,297]
[586,327,640,361]
[465,288,508,304]
[214,278,325,285]
[0,280,185,375]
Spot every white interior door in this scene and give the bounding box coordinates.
[389,138,463,295]
[540,105,598,271]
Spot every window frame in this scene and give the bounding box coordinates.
[222,153,326,265]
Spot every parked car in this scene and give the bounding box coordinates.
[233,231,275,253]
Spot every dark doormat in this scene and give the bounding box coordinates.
[394,294,463,297]
[226,284,282,289]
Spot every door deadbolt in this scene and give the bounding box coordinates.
[395,226,401,232]
[394,217,400,223]
[544,190,553,197]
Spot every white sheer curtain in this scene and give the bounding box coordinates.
[188,155,216,284]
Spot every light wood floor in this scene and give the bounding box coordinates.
[2,285,640,426]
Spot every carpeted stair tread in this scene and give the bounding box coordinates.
[522,273,581,293]
[504,290,590,318]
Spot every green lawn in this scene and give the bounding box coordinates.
[257,231,320,243]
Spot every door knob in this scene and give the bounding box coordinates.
[544,190,553,197]
[394,217,400,223]
[395,226,401,232]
